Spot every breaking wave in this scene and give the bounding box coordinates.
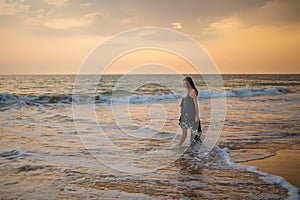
[0,87,295,107]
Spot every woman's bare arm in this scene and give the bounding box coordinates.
[191,89,199,122]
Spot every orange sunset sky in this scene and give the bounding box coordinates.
[0,0,300,74]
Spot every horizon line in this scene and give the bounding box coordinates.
[1,73,300,75]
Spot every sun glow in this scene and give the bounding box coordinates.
[172,22,182,30]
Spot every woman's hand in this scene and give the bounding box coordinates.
[195,115,199,122]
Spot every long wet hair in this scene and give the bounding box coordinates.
[184,77,198,96]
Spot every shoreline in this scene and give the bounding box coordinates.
[238,149,300,190]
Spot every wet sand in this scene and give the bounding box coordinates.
[240,149,300,189]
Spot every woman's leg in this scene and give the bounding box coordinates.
[178,128,187,146]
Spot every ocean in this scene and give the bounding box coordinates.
[0,74,299,199]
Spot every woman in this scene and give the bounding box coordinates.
[178,77,202,149]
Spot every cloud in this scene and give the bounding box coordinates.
[43,13,98,30]
[79,2,92,8]
[0,0,272,37]
[0,0,29,16]
[231,0,300,26]
[42,0,69,8]
[120,17,137,25]
[2,0,299,39]
[204,17,243,33]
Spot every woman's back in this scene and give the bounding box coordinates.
[181,94,196,119]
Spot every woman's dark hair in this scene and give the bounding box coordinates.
[184,77,198,96]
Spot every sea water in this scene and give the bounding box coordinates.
[0,74,299,199]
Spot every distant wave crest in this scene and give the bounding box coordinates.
[225,87,295,97]
[0,87,296,108]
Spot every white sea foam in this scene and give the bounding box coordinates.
[93,87,296,104]
[0,87,296,107]
[225,87,295,97]
[219,147,299,200]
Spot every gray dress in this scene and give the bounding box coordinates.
[179,94,202,148]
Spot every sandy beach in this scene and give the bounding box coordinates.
[240,149,300,189]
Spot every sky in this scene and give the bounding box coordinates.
[0,0,300,74]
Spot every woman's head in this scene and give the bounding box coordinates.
[183,77,198,95]
[183,77,195,89]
